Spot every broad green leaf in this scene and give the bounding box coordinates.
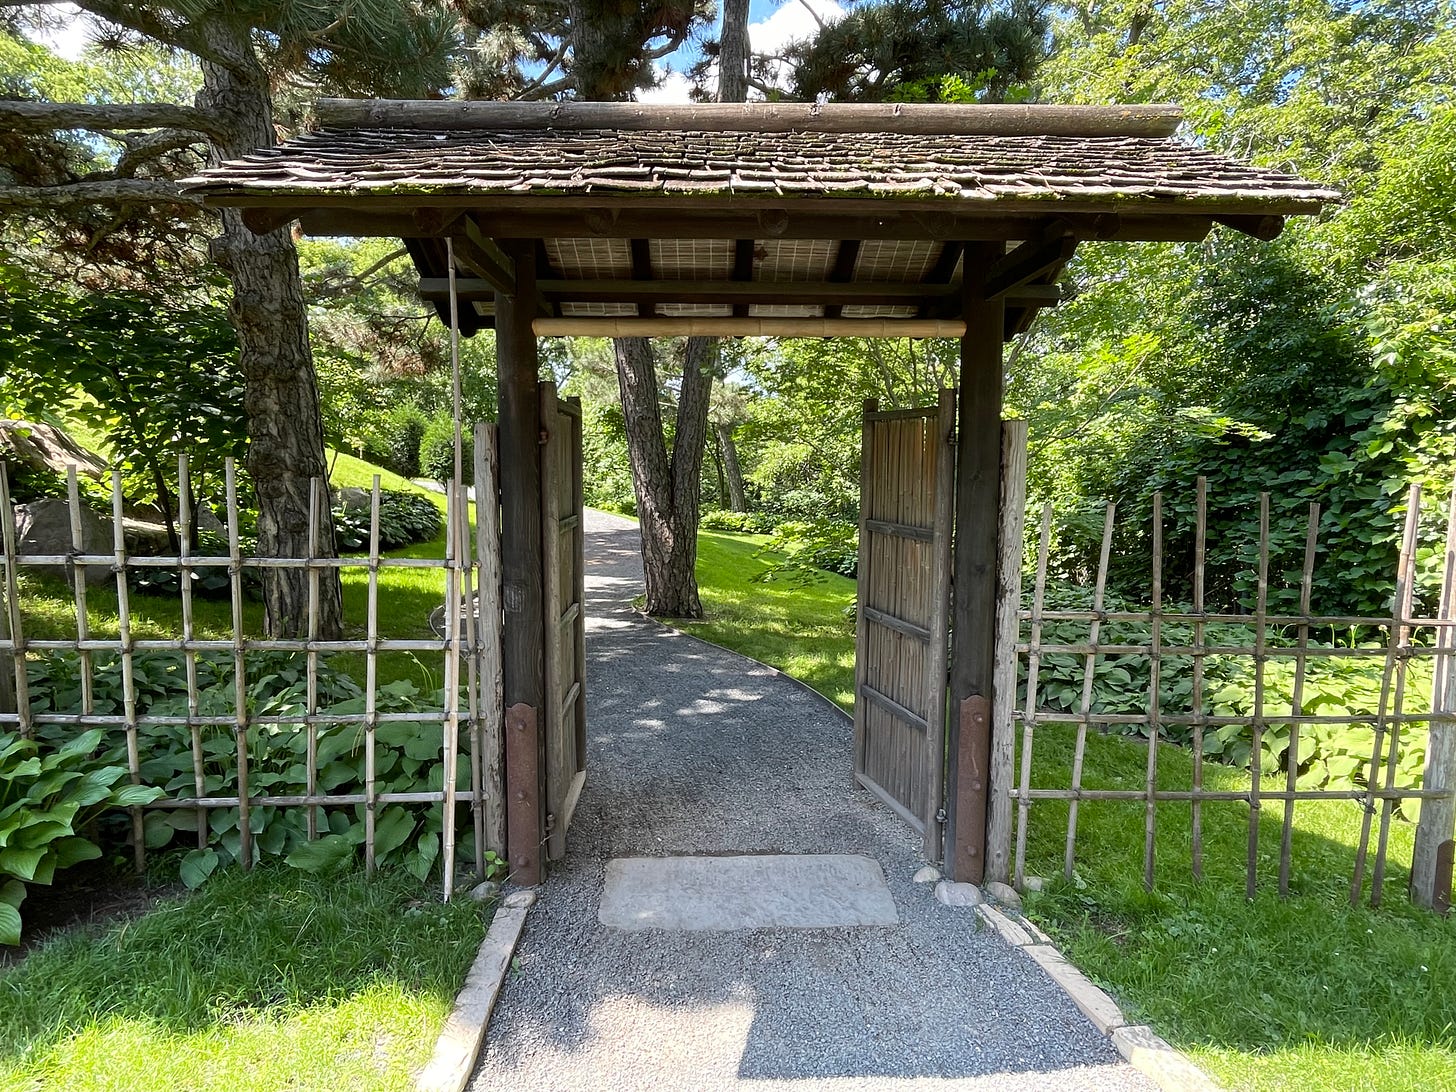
[0,903,20,947]
[284,834,355,874]
[179,847,219,889]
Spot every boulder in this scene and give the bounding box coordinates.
[0,420,107,484]
[984,880,1023,910]
[934,880,983,908]
[14,499,113,584]
[333,486,372,514]
[912,865,941,884]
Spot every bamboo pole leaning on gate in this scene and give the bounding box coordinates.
[305,477,321,842]
[0,465,30,732]
[1191,478,1207,880]
[110,470,146,872]
[1412,485,1456,910]
[441,483,464,901]
[364,477,382,873]
[65,468,95,721]
[177,458,207,849]
[1013,503,1053,889]
[1246,493,1271,899]
[987,419,1027,885]
[1373,487,1422,906]
[224,460,252,870]
[1144,494,1165,890]
[1279,503,1321,896]
[1065,503,1114,880]
[1352,486,1421,905]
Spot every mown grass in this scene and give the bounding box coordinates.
[0,863,490,1092]
[685,530,1456,1092]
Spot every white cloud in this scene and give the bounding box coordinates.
[638,68,695,105]
[25,5,94,61]
[749,0,844,57]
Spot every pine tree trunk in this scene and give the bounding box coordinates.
[716,421,748,512]
[614,337,714,617]
[718,0,751,102]
[197,23,343,639]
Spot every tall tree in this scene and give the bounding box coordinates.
[0,3,457,638]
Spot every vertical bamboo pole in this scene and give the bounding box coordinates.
[1191,477,1208,880]
[1144,493,1164,890]
[442,484,463,900]
[1279,503,1320,896]
[65,468,95,719]
[852,401,875,790]
[110,470,145,872]
[305,477,321,841]
[177,457,206,848]
[1373,488,1421,905]
[1247,492,1270,899]
[1066,503,1115,879]
[1413,485,1456,909]
[1353,487,1420,905]
[0,465,30,734]
[1013,503,1052,889]
[473,423,505,857]
[987,417,1027,883]
[364,476,381,873]
[458,469,484,878]
[225,460,252,869]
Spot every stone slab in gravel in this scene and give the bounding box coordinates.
[600,854,899,931]
[468,510,1157,1092]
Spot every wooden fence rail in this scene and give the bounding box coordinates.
[0,446,503,902]
[992,476,1456,910]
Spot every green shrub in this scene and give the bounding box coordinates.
[0,728,164,944]
[418,416,474,486]
[700,509,775,533]
[752,518,858,584]
[364,404,428,479]
[27,650,484,888]
[332,489,441,551]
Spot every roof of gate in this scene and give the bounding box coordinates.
[183,101,1337,338]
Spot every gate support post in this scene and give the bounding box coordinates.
[496,241,547,886]
[946,243,1006,884]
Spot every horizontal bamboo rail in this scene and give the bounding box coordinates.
[532,317,966,338]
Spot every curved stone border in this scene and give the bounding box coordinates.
[416,889,537,1092]
[977,904,1222,1092]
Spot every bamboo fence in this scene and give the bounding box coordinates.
[0,450,502,901]
[999,478,1456,908]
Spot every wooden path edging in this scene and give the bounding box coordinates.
[976,904,1222,1092]
[416,888,537,1092]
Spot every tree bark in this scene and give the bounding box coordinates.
[197,21,343,639]
[615,337,714,616]
[716,421,748,511]
[718,0,751,103]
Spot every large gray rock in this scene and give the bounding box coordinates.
[14,499,113,584]
[0,419,107,483]
[333,486,372,514]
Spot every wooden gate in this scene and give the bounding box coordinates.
[540,381,587,861]
[853,391,957,860]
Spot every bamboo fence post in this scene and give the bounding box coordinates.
[473,422,505,857]
[1065,502,1114,880]
[1279,503,1320,896]
[1352,487,1419,905]
[1413,485,1456,909]
[65,468,95,720]
[224,460,252,869]
[1246,492,1270,899]
[1013,502,1052,889]
[0,465,29,733]
[364,476,382,873]
[1144,493,1164,890]
[1373,487,1422,905]
[305,477,321,842]
[177,457,206,848]
[441,483,463,900]
[110,470,145,872]
[458,470,484,879]
[1191,477,1208,880]
[987,417,1027,884]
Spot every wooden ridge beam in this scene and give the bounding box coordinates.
[532,316,965,338]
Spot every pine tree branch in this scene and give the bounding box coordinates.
[0,100,229,141]
[66,0,249,72]
[512,41,570,100]
[0,179,203,208]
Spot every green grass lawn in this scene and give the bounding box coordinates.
[0,863,490,1092]
[684,529,1456,1092]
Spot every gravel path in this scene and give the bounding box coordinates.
[468,510,1155,1091]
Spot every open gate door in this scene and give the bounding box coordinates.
[540,381,587,861]
[854,391,956,860]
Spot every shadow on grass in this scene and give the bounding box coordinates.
[0,863,488,1091]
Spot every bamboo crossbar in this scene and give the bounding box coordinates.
[0,452,505,901]
[1000,480,1456,906]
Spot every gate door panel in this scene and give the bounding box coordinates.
[854,391,955,860]
[540,381,587,861]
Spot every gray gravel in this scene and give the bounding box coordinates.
[468,510,1155,1091]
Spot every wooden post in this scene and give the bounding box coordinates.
[1414,487,1456,910]
[946,243,1006,884]
[0,464,15,720]
[496,239,546,887]
[986,418,1027,884]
